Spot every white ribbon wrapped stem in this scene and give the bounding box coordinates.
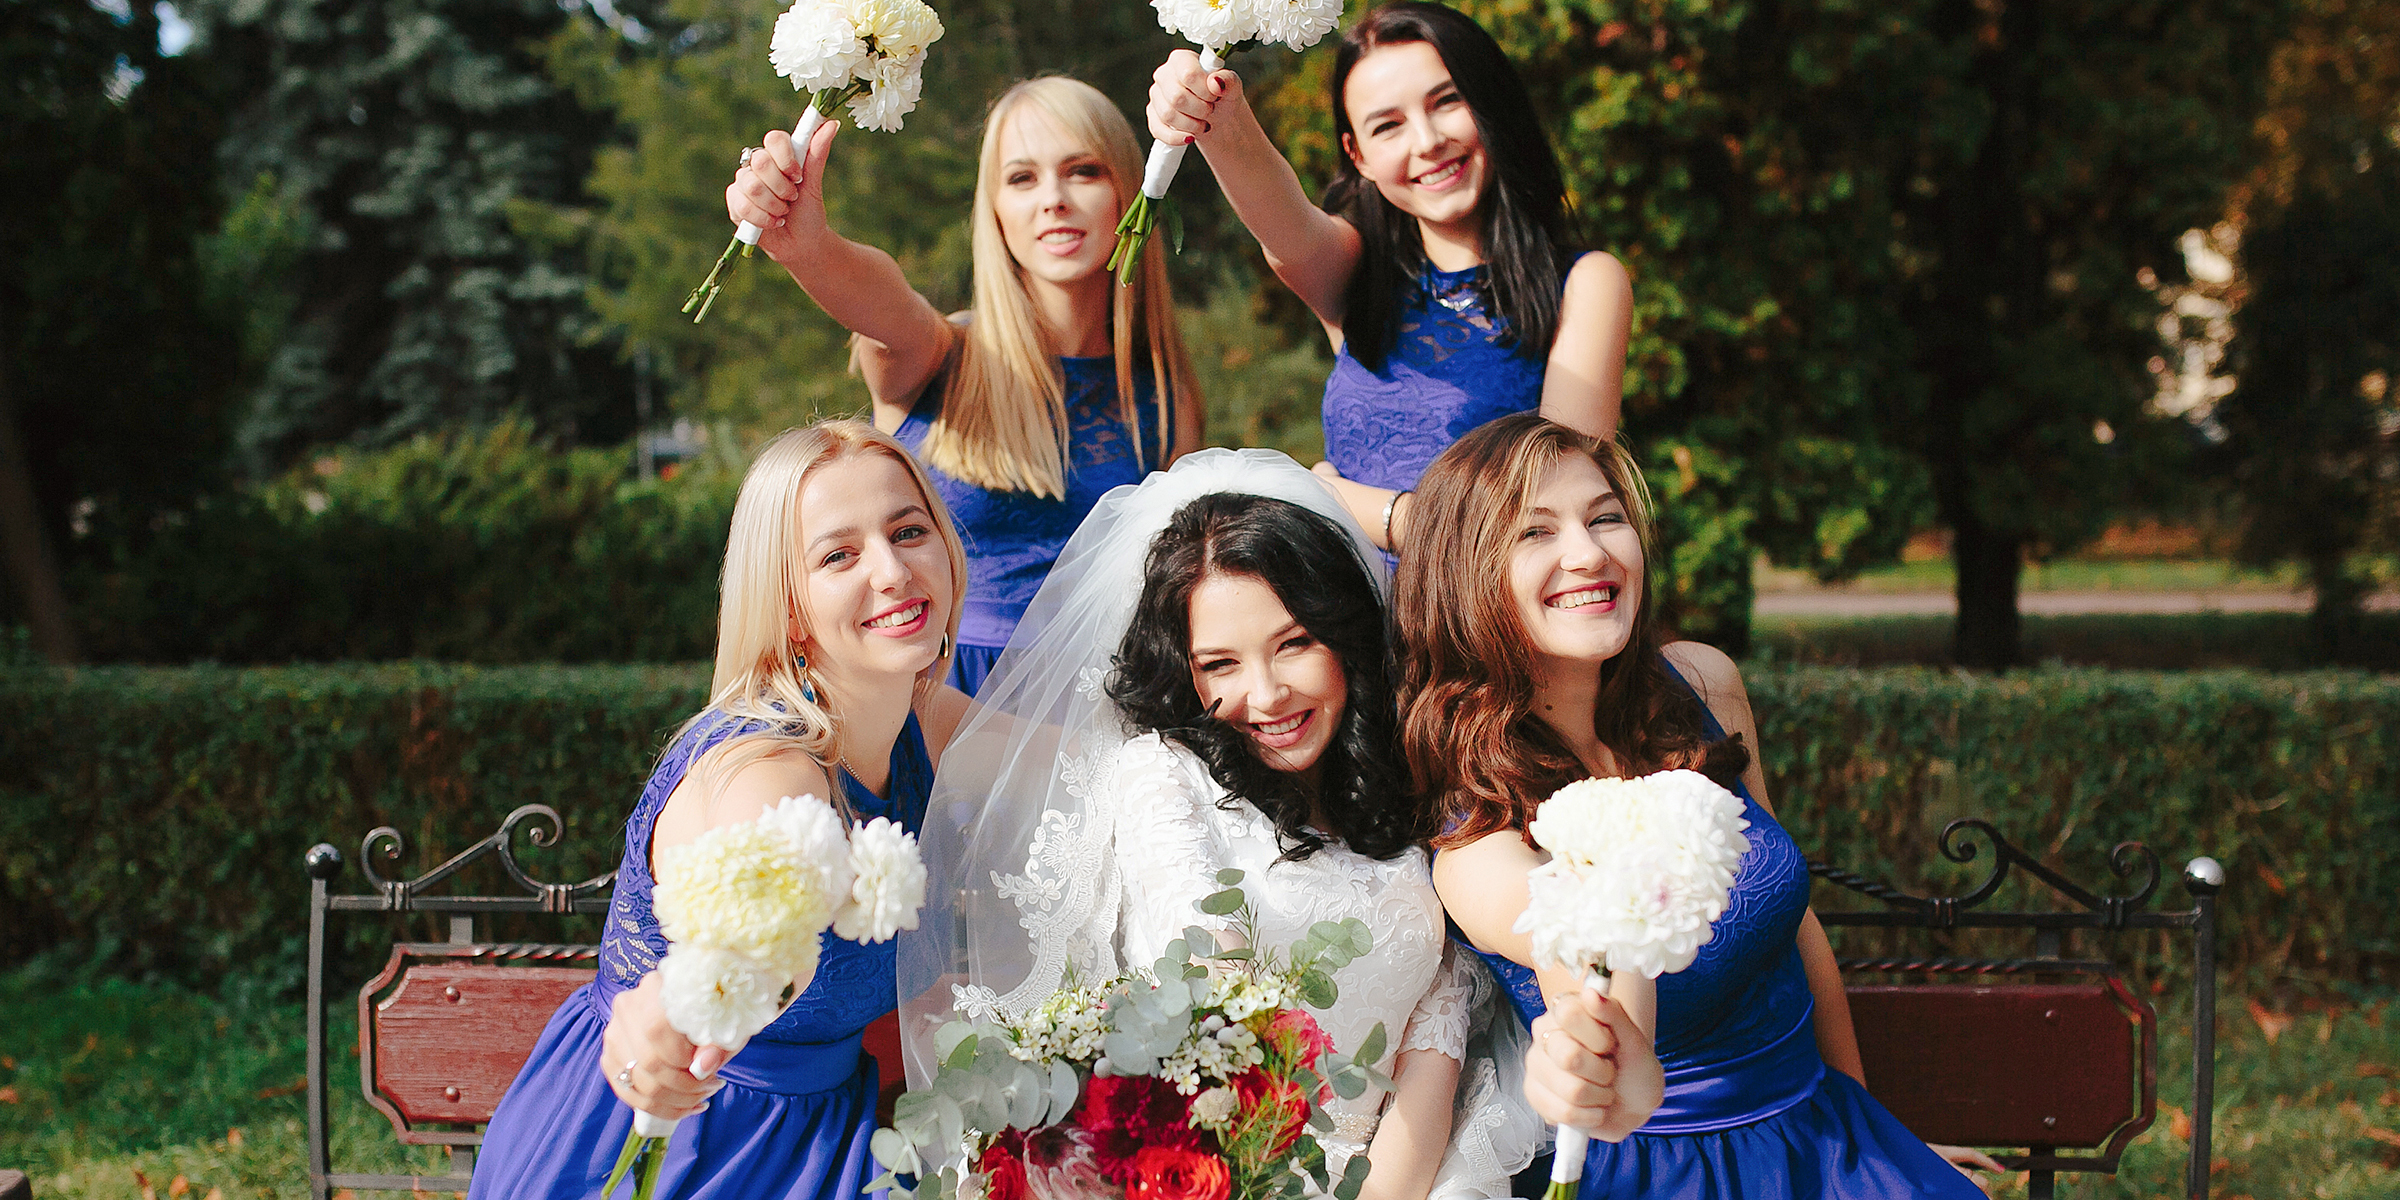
[737,104,833,246]
[631,1109,681,1138]
[1138,47,1226,201]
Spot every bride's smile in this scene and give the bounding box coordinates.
[1185,571,1349,782]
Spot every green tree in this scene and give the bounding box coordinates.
[180,0,645,467]
[2,0,244,660]
[2216,0,2400,657]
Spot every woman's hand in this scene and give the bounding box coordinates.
[726,118,841,264]
[1147,49,1247,147]
[1928,1143,2004,1191]
[600,971,729,1119]
[1523,981,1662,1142]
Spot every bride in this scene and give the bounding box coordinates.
[900,450,1539,1199]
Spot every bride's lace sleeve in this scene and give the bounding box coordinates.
[1113,735,1237,960]
[1400,939,1476,1061]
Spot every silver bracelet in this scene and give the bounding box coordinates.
[1382,490,1411,547]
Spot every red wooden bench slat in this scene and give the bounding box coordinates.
[1849,982,2137,1148]
[373,964,594,1126]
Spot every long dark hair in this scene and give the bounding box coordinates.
[1106,494,1417,862]
[1323,1,1577,373]
[1392,414,1750,848]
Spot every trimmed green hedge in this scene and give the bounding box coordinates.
[2,665,2390,994]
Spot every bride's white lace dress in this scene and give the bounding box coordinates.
[1112,733,1529,1197]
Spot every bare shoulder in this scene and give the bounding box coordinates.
[690,742,836,826]
[1565,250,1632,293]
[916,683,975,764]
[1661,640,1753,721]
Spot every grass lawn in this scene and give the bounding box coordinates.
[3,965,2396,1199]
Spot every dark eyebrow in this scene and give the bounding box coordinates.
[808,504,931,554]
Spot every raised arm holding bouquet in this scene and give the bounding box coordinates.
[683,0,946,322]
[1107,0,1343,283]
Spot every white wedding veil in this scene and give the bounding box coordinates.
[893,448,1543,1194]
[895,449,1381,1073]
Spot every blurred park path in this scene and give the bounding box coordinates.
[1756,588,2400,616]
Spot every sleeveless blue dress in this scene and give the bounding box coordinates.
[1470,670,1983,1199]
[1320,259,1570,493]
[895,357,1168,695]
[469,711,934,1200]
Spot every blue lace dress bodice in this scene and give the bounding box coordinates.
[895,356,1168,694]
[471,710,935,1200]
[1468,664,1983,1197]
[594,711,933,1044]
[1320,259,1565,493]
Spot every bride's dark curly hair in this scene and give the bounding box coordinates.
[1106,493,1419,863]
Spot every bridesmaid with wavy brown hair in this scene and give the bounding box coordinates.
[1390,412,1996,1197]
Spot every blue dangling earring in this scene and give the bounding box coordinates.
[797,649,819,705]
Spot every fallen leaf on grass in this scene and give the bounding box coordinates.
[169,1174,190,1197]
[0,1086,18,1104]
[2162,1103,2191,1141]
[2359,1063,2397,1078]
[205,1191,224,1200]
[2258,864,2286,893]
[225,1127,245,1148]
[2247,998,2293,1044]
[257,1077,307,1099]
[1,1055,14,1069]
[2365,1127,2400,1149]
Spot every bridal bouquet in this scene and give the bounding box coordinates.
[1106,0,1344,285]
[1514,770,1751,1200]
[603,796,928,1200]
[870,869,1389,1200]
[682,0,947,322]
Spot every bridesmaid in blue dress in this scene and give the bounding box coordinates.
[1145,2,1630,552]
[470,422,978,1199]
[1392,414,2000,1197]
[728,76,1205,694]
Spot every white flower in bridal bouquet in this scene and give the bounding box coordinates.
[605,794,927,1200]
[1107,0,1343,284]
[683,0,947,322]
[1512,769,1751,1200]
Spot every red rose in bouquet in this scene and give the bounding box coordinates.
[1073,1073,1210,1183]
[1125,1147,1232,1200]
[1253,1009,1334,1074]
[979,1129,1030,1200]
[1227,1069,1309,1158]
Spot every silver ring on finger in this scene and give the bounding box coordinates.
[617,1060,636,1085]
[739,146,758,168]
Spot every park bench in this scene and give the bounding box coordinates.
[303,810,2219,1200]
[1810,819,2224,1200]
[300,805,908,1199]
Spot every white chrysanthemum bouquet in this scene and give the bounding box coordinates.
[682,0,947,322]
[1105,0,1343,284]
[603,795,928,1200]
[1513,770,1751,1200]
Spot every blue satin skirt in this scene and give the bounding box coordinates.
[1581,1014,1984,1199]
[468,984,886,1200]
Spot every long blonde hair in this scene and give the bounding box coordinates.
[916,76,1202,500]
[676,420,968,796]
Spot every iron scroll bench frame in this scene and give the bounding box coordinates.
[1809,818,2224,1200]
[302,803,616,1200]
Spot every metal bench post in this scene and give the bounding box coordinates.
[2184,859,2223,1200]
[304,844,343,1200]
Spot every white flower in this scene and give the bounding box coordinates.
[833,815,928,941]
[837,0,945,61]
[1151,0,1255,51]
[654,794,853,980]
[1252,0,1338,51]
[1189,1085,1239,1131]
[658,944,790,1048]
[845,52,926,135]
[770,0,868,92]
[1515,770,1752,979]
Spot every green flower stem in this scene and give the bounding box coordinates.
[681,82,866,324]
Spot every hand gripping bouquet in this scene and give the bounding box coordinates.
[1105,0,1343,285]
[682,0,946,322]
[1512,770,1752,1200]
[870,870,1391,1200]
[602,796,928,1200]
